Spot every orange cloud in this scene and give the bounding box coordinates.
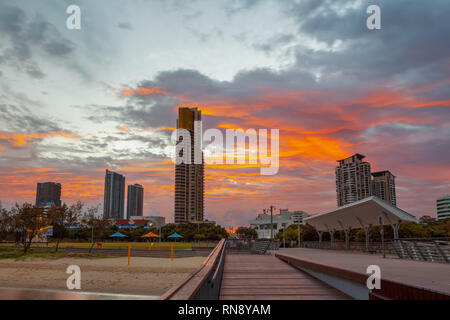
[121,87,167,97]
[117,125,130,132]
[0,131,80,147]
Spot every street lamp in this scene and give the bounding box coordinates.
[149,222,162,243]
[269,205,275,241]
[293,215,301,248]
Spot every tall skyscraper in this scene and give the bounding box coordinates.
[336,153,372,206]
[174,107,204,223]
[437,195,450,221]
[103,169,125,220]
[372,171,397,206]
[127,184,144,218]
[36,182,61,206]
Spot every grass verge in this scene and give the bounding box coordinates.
[0,247,108,260]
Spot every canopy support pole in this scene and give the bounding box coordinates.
[338,220,351,250]
[379,216,385,258]
[325,224,335,249]
[356,217,372,253]
[330,230,335,249]
[383,212,402,240]
[345,228,351,250]
[317,231,323,249]
[364,225,372,252]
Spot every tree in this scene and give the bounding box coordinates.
[11,203,47,253]
[419,215,438,225]
[47,201,83,252]
[82,214,111,253]
[302,224,319,241]
[236,226,258,239]
[0,207,12,241]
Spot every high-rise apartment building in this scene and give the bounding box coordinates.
[372,171,397,206]
[174,107,204,223]
[336,154,372,206]
[103,169,125,220]
[36,182,61,206]
[437,195,450,221]
[127,184,144,219]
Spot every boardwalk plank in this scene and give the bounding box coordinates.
[219,254,351,300]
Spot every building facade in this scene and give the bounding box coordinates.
[249,209,309,239]
[127,184,144,219]
[336,154,372,207]
[36,182,61,206]
[437,195,450,221]
[372,171,397,206]
[103,169,126,220]
[174,107,204,223]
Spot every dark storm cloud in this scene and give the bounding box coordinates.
[253,34,296,53]
[84,94,179,130]
[0,3,76,78]
[224,0,264,16]
[25,63,45,79]
[0,104,61,133]
[117,22,133,30]
[281,0,450,82]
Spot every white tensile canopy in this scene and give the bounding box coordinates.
[306,196,418,231]
[304,196,418,249]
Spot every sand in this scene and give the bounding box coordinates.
[0,256,205,297]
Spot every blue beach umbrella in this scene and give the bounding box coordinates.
[110,231,127,238]
[168,232,184,242]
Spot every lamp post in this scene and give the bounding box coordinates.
[269,205,275,241]
[379,216,385,259]
[149,222,162,243]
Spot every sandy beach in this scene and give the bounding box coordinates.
[0,256,204,296]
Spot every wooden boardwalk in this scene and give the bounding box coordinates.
[219,254,351,300]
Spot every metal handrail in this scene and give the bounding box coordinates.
[160,238,226,300]
[212,241,226,281]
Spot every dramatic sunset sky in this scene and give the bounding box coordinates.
[0,0,449,226]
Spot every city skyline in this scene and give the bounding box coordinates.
[175,107,204,223]
[0,1,449,226]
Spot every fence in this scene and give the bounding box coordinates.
[303,241,396,254]
[392,238,450,263]
[302,237,450,263]
[161,239,226,300]
[226,239,280,253]
[0,244,213,258]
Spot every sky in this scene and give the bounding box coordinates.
[0,0,449,227]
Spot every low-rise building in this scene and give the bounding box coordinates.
[249,209,309,239]
[111,216,166,228]
[437,195,450,221]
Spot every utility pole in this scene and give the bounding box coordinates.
[263,209,267,239]
[297,220,301,248]
[269,205,275,241]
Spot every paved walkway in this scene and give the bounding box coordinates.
[277,248,450,296]
[219,254,351,300]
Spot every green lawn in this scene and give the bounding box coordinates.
[1,241,217,250]
[0,247,107,260]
